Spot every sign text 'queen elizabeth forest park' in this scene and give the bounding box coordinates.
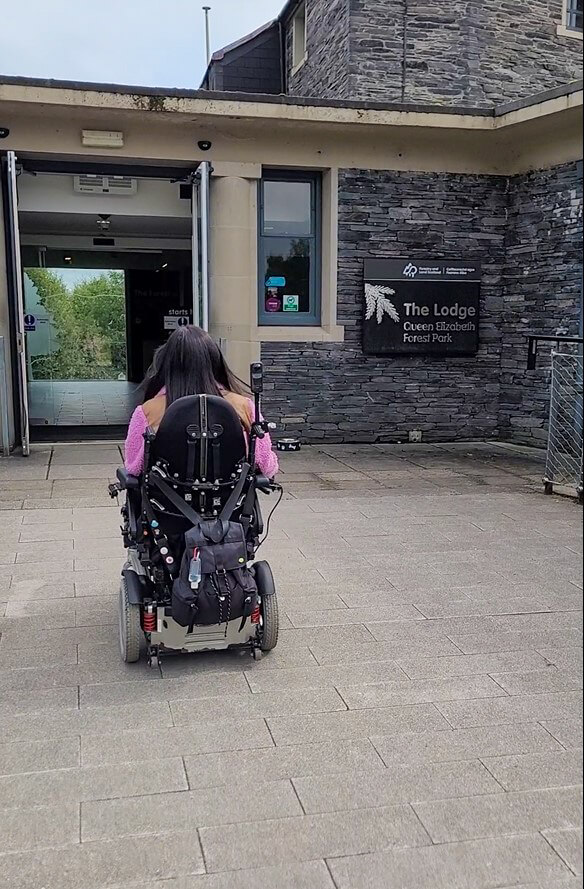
[363,259,481,356]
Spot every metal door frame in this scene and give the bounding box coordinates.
[192,161,211,332]
[1,150,30,455]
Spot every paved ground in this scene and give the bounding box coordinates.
[0,440,582,889]
[29,381,137,426]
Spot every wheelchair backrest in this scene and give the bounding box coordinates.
[145,395,248,529]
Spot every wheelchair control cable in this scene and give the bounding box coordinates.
[255,484,284,552]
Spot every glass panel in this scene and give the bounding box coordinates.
[567,0,583,29]
[263,180,312,236]
[261,236,312,315]
[24,267,129,426]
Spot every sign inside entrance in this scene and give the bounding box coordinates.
[24,313,36,332]
[164,310,191,330]
[363,259,480,355]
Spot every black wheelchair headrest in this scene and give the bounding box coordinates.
[149,394,246,483]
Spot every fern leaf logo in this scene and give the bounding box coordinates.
[365,283,400,325]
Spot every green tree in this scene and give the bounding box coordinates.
[26,268,126,380]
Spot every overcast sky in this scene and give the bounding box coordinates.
[0,0,282,89]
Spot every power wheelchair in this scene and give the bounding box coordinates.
[110,363,281,667]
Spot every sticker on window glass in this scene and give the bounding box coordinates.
[283,295,300,312]
[266,276,286,288]
[265,289,282,312]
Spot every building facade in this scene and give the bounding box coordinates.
[284,0,584,106]
[0,0,582,451]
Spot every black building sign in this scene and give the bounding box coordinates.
[363,259,480,355]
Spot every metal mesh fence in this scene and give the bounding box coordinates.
[544,351,583,497]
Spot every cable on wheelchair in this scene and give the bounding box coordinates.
[255,483,284,551]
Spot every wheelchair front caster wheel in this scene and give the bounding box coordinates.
[251,647,262,661]
[148,654,160,668]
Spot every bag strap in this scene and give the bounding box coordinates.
[149,461,250,529]
[150,474,203,526]
[218,462,251,522]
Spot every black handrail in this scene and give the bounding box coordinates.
[526,335,584,370]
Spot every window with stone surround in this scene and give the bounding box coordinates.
[559,0,583,36]
[258,171,321,326]
[292,2,307,69]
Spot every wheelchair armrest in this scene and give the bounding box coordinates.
[116,467,140,491]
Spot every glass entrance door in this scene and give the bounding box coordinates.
[23,266,130,426]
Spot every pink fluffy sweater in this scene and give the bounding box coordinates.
[124,396,279,478]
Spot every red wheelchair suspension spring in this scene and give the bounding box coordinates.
[143,607,156,632]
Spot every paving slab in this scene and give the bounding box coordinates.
[85,862,337,889]
[267,703,451,745]
[1,803,80,853]
[543,828,583,876]
[542,719,583,749]
[482,749,583,791]
[336,674,507,709]
[327,833,573,889]
[413,786,582,843]
[0,737,80,776]
[396,649,551,679]
[0,757,188,808]
[294,758,501,814]
[80,718,274,766]
[183,738,385,789]
[0,832,205,889]
[370,723,563,766]
[199,805,430,873]
[435,691,583,729]
[170,687,346,724]
[81,780,302,841]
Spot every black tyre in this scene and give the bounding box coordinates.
[118,570,142,663]
[255,561,279,652]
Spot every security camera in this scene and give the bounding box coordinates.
[197,140,212,151]
[0,127,10,139]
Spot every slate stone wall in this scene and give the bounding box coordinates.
[286,0,352,100]
[500,161,583,444]
[285,0,583,106]
[262,168,507,443]
[260,162,583,445]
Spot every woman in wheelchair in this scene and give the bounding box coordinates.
[115,327,281,666]
[124,325,278,478]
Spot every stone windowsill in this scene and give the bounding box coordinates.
[290,54,308,77]
[556,24,583,39]
[256,324,345,343]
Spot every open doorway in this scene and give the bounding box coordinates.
[13,162,201,433]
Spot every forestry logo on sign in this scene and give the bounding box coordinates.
[403,262,419,278]
[365,283,400,325]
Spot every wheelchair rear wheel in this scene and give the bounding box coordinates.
[255,561,279,652]
[119,569,142,663]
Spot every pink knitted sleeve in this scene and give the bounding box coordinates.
[124,405,149,476]
[249,399,279,477]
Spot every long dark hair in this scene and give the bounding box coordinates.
[141,326,222,405]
